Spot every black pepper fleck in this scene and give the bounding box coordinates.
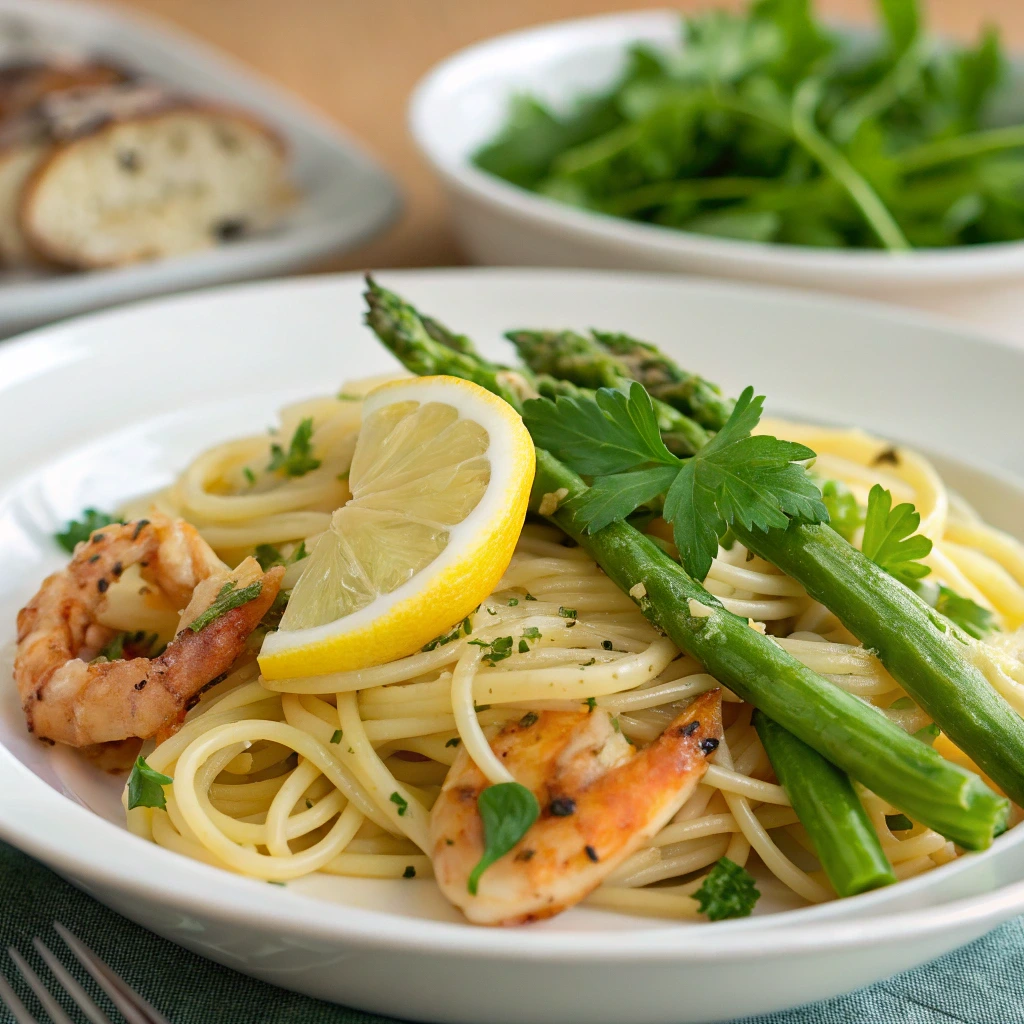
[134,679,147,691]
[117,149,141,172]
[700,737,720,755]
[585,845,599,862]
[213,217,248,242]
[91,533,105,544]
[873,447,900,466]
[549,797,576,817]
[682,720,700,737]
[112,561,123,577]
[97,579,109,593]
[132,519,150,540]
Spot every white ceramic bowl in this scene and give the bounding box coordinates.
[3,269,1024,1023]
[410,10,1024,343]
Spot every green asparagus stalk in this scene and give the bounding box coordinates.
[506,330,710,454]
[736,519,1024,808]
[753,710,896,897]
[514,320,1024,809]
[591,331,735,431]
[363,278,1009,851]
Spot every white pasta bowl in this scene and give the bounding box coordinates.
[410,10,1024,342]
[2,268,1024,1023]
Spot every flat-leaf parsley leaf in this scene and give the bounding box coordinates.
[468,782,540,895]
[126,755,173,811]
[861,484,933,586]
[267,417,321,477]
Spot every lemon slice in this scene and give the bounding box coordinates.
[258,376,535,678]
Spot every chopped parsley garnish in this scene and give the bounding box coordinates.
[585,696,597,712]
[422,616,473,651]
[403,865,416,879]
[126,755,173,811]
[558,606,577,619]
[474,703,492,712]
[818,478,863,542]
[390,792,409,817]
[55,509,123,553]
[524,384,827,581]
[521,626,542,641]
[267,880,286,887]
[469,635,515,666]
[693,857,760,921]
[242,466,256,485]
[468,782,539,895]
[579,657,596,667]
[254,541,307,570]
[518,639,530,653]
[445,737,461,748]
[508,598,519,606]
[611,717,621,733]
[601,640,614,651]
[886,813,914,832]
[267,417,321,477]
[187,580,263,633]
[92,630,160,664]
[330,729,342,744]
[305,799,314,809]
[524,593,537,601]
[519,712,539,728]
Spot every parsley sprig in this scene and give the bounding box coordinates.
[523,382,827,580]
[254,541,307,571]
[267,418,321,477]
[861,485,997,638]
[693,857,760,920]
[55,509,124,552]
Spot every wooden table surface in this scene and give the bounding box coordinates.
[114,0,1024,271]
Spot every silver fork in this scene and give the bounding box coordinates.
[0,923,170,1024]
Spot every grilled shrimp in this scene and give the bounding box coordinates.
[430,689,723,925]
[14,515,283,746]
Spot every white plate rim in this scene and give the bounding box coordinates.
[3,267,1024,964]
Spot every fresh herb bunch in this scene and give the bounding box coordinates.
[474,0,1020,250]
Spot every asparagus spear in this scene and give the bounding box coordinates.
[591,331,735,431]
[529,325,1024,808]
[363,279,1009,850]
[753,710,896,897]
[507,329,710,454]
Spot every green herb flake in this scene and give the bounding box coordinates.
[518,639,530,654]
[422,616,473,652]
[390,791,409,817]
[242,467,256,485]
[126,755,173,811]
[403,865,416,879]
[611,717,621,733]
[693,857,760,921]
[558,606,578,619]
[601,640,614,651]
[585,696,597,713]
[524,593,537,601]
[521,626,542,641]
[55,509,123,553]
[519,712,539,728]
[580,657,596,667]
[255,541,308,571]
[267,417,322,478]
[508,598,519,606]
[267,880,286,887]
[330,729,343,744]
[474,703,492,712]
[445,737,461,748]
[188,580,263,633]
[468,782,540,895]
[306,799,314,809]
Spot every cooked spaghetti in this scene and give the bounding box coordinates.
[89,379,1024,920]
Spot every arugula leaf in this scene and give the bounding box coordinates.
[522,382,678,476]
[126,755,173,811]
[468,782,540,895]
[663,387,826,580]
[693,857,760,920]
[187,580,263,633]
[55,509,123,553]
[817,478,863,542]
[568,465,679,533]
[861,484,933,586]
[932,584,999,640]
[267,418,321,478]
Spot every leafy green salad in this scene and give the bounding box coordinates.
[474,0,1024,249]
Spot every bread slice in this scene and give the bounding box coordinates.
[0,60,129,122]
[19,85,294,268]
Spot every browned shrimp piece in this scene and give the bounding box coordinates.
[430,689,723,925]
[14,515,283,746]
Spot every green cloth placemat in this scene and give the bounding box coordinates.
[0,838,1020,1023]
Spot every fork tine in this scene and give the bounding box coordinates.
[53,924,170,1024]
[32,938,114,1024]
[6,948,76,1024]
[0,966,39,1024]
